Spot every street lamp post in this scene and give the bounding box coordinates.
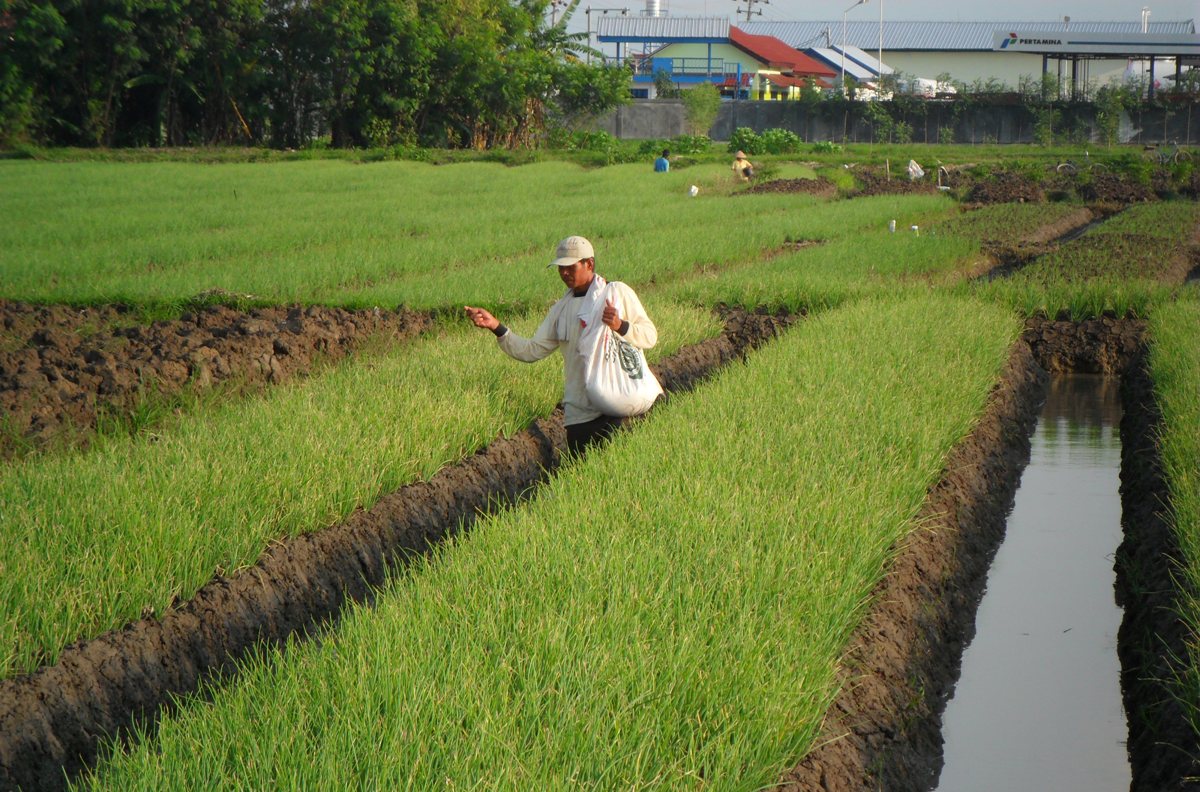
[878,0,883,92]
[841,0,869,96]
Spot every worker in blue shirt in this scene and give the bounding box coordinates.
[653,149,670,173]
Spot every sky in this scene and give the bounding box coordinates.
[568,0,1198,33]
[612,0,1198,23]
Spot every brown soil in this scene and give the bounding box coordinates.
[742,178,838,197]
[0,308,796,792]
[854,167,942,197]
[963,171,1045,204]
[1116,346,1200,792]
[0,302,433,458]
[1021,315,1145,373]
[1077,173,1158,204]
[781,316,1195,791]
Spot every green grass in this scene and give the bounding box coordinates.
[0,301,721,679]
[0,160,847,311]
[1148,300,1200,742]
[0,160,968,320]
[928,202,1089,246]
[659,194,974,312]
[965,277,1181,321]
[79,294,1021,790]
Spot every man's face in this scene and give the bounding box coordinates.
[558,258,594,291]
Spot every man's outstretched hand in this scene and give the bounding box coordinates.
[464,306,499,331]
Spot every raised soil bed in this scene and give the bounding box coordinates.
[0,302,433,458]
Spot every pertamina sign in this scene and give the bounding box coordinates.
[992,30,1200,56]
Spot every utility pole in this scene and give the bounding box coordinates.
[585,6,629,64]
[735,0,767,23]
[550,0,568,26]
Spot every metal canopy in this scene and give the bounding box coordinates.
[832,45,895,76]
[596,16,730,43]
[807,48,876,80]
[993,30,1200,56]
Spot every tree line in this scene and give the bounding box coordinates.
[0,0,629,149]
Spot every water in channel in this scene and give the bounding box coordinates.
[933,374,1130,792]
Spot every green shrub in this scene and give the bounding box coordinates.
[1107,152,1155,186]
[639,135,710,157]
[811,141,843,154]
[636,139,666,156]
[680,83,721,135]
[669,134,711,154]
[654,69,681,99]
[567,130,618,151]
[727,127,800,156]
[758,128,802,154]
[727,127,759,154]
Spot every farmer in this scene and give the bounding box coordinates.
[654,149,670,172]
[731,150,754,181]
[464,236,659,454]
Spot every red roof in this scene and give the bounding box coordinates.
[729,27,837,77]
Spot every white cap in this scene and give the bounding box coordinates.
[548,235,595,268]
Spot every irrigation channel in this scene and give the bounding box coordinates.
[933,373,1129,791]
[783,317,1196,792]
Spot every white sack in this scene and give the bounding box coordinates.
[577,280,663,417]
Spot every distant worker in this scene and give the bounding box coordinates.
[654,149,670,172]
[732,150,754,181]
[464,236,661,455]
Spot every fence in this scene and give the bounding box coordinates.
[593,98,1200,145]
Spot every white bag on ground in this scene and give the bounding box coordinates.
[907,159,925,181]
[577,280,663,417]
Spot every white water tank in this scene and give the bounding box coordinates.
[643,0,665,16]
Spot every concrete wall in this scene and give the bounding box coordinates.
[594,99,1200,145]
[597,100,691,139]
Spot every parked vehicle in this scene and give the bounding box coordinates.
[897,77,958,99]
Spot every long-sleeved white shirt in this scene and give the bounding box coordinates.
[497,277,658,426]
